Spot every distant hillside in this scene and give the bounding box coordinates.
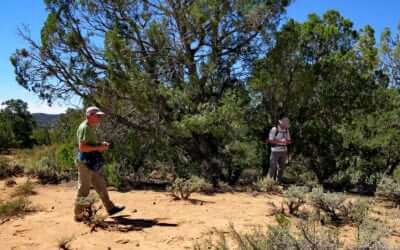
[32,113,61,127]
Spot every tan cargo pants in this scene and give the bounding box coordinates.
[74,161,114,218]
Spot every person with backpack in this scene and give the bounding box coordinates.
[74,106,125,222]
[267,115,292,182]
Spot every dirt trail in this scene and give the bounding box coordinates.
[0,178,285,250]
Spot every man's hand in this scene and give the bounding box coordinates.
[96,142,110,152]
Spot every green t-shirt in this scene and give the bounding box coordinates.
[77,120,98,147]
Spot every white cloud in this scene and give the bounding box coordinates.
[28,102,67,114]
[0,92,83,114]
[28,99,82,114]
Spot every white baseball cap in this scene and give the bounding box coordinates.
[86,106,105,117]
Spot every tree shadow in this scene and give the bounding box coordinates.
[89,215,178,232]
[111,215,178,228]
[187,198,215,205]
[169,196,215,205]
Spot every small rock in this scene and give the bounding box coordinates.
[153,202,156,205]
[136,243,140,247]
[51,206,55,210]
[132,209,138,213]
[116,239,130,244]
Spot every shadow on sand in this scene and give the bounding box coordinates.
[89,215,178,232]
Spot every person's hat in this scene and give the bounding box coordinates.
[86,106,105,117]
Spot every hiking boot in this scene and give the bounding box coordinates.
[107,205,125,216]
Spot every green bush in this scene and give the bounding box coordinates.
[103,162,123,189]
[284,162,320,189]
[376,176,400,207]
[18,145,76,184]
[283,186,309,216]
[254,177,282,194]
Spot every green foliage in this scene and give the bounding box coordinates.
[254,177,282,193]
[8,0,400,193]
[32,127,51,145]
[103,162,123,189]
[13,0,291,186]
[380,25,400,86]
[0,117,16,151]
[251,11,384,186]
[0,99,36,149]
[50,109,82,144]
[284,161,320,189]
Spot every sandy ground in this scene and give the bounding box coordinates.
[0,178,400,250]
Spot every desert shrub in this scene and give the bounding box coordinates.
[296,219,341,249]
[283,186,309,216]
[254,177,282,194]
[0,158,24,179]
[11,180,36,197]
[349,199,370,226]
[168,176,213,200]
[194,215,341,250]
[0,197,36,223]
[356,218,391,249]
[309,187,370,225]
[265,214,298,249]
[217,181,234,193]
[375,176,400,207]
[190,176,214,194]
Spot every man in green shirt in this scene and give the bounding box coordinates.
[74,106,125,222]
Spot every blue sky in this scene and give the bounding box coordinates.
[0,0,399,114]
